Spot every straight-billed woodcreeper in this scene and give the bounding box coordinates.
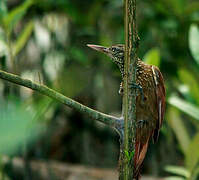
[88,44,166,179]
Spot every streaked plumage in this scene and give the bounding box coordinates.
[87,44,166,179]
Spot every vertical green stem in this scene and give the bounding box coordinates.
[119,0,138,179]
[123,0,130,178]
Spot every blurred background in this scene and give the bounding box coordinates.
[0,0,199,179]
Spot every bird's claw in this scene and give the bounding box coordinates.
[119,82,123,95]
[115,118,124,144]
[128,82,144,102]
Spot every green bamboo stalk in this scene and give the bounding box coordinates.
[120,0,139,179]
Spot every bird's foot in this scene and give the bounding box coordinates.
[115,117,124,144]
[128,82,144,102]
[119,82,123,95]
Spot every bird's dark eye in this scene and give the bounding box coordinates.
[112,48,116,52]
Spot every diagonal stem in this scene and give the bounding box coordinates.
[0,70,120,128]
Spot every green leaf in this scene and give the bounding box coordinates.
[189,24,199,64]
[124,150,134,161]
[178,68,199,104]
[13,21,34,57]
[164,165,190,178]
[185,133,199,172]
[124,150,130,160]
[143,48,160,67]
[0,0,7,21]
[3,0,34,34]
[164,177,185,180]
[129,150,134,160]
[168,95,199,121]
[166,106,190,154]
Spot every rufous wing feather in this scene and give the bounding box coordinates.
[152,66,166,143]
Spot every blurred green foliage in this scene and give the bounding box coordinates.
[0,97,43,155]
[189,24,199,64]
[0,0,199,179]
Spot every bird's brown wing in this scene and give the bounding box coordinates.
[151,66,166,142]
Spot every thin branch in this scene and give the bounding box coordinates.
[0,70,119,127]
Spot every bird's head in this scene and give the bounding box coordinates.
[87,44,124,65]
[87,44,125,76]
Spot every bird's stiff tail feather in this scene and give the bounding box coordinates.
[133,136,150,179]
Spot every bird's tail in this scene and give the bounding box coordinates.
[133,136,150,179]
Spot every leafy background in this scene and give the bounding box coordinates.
[0,0,199,179]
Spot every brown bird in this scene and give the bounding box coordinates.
[87,44,166,179]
